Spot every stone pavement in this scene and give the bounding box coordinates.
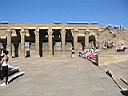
[0,57,123,96]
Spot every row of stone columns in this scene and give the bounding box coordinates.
[6,28,92,57]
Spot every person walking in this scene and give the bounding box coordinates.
[71,47,75,58]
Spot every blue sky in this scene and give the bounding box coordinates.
[0,0,128,27]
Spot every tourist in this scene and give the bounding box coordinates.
[0,48,5,57]
[117,44,127,52]
[90,48,95,54]
[71,47,75,58]
[120,44,125,50]
[0,50,9,86]
[94,47,99,55]
[78,52,82,57]
[82,51,88,59]
[87,51,94,61]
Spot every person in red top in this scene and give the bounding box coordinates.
[87,51,94,60]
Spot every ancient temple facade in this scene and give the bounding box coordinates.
[0,22,103,57]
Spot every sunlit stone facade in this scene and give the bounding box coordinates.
[0,23,103,57]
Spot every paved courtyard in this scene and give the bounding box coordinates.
[0,57,123,96]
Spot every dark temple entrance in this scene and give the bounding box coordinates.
[25,29,35,57]
[65,29,74,56]
[77,36,85,51]
[52,29,61,56]
[89,35,96,48]
[39,29,48,57]
[11,29,21,57]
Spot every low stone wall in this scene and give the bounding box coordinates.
[99,54,128,66]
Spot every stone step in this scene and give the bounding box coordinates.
[120,77,128,85]
[112,74,128,91]
[102,68,128,91]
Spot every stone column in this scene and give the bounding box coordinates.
[48,28,53,56]
[72,29,78,52]
[74,35,77,51]
[96,31,100,48]
[95,34,98,48]
[20,28,25,58]
[85,35,89,49]
[61,28,66,55]
[11,29,16,57]
[35,28,39,57]
[85,29,89,49]
[6,29,11,57]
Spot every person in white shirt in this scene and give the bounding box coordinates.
[0,50,9,86]
[71,48,75,58]
[120,44,125,50]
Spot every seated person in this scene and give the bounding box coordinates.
[102,44,107,49]
[87,51,94,60]
[107,41,114,48]
[117,44,126,52]
[82,51,88,59]
[95,47,99,54]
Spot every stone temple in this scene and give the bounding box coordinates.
[0,22,128,57]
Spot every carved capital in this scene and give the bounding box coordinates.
[34,30,39,35]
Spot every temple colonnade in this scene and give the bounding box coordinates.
[0,26,101,58]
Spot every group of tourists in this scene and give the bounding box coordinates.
[102,40,127,52]
[102,41,114,49]
[78,48,99,61]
